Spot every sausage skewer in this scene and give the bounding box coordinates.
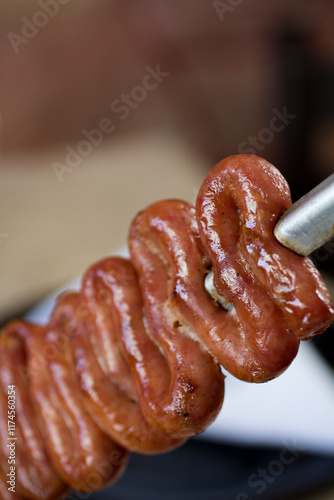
[274,172,334,256]
[206,172,334,308]
[1,154,333,500]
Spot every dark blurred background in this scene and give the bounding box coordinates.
[1,0,334,173]
[1,1,334,499]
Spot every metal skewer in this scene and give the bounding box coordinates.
[274,173,334,256]
[205,173,334,307]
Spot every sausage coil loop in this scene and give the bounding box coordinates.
[1,155,333,499]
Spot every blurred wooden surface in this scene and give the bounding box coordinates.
[0,132,208,323]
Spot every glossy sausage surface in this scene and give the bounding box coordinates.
[0,155,333,499]
[196,155,333,380]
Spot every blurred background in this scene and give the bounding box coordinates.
[1,1,334,499]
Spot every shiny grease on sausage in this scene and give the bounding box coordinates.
[0,154,333,499]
